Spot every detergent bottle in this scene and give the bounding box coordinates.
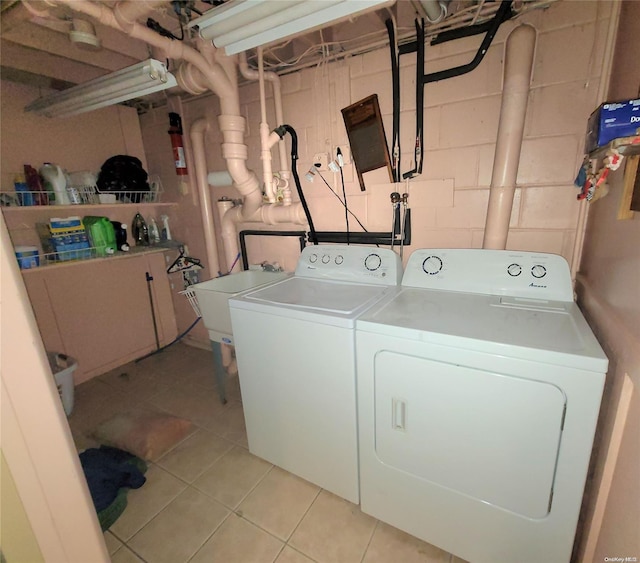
[40,163,70,205]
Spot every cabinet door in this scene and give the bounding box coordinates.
[146,251,177,349]
[22,270,65,353]
[42,257,164,382]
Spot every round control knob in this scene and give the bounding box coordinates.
[531,264,547,279]
[422,255,443,275]
[364,253,382,271]
[322,254,331,264]
[335,255,344,265]
[309,253,318,263]
[507,263,522,277]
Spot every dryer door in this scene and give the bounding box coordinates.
[374,351,566,518]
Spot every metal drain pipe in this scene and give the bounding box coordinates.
[483,24,536,250]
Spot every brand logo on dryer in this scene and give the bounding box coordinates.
[529,282,547,288]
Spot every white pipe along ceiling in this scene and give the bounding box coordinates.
[482,24,537,250]
[31,0,308,276]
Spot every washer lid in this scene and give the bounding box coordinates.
[230,277,394,327]
[357,288,608,371]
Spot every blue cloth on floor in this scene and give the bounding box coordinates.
[79,445,146,512]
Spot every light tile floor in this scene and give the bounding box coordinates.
[68,343,467,563]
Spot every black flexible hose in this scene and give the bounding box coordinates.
[135,316,202,363]
[278,124,318,245]
[340,167,349,245]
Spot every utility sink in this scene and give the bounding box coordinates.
[193,270,290,345]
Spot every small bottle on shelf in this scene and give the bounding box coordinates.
[14,173,33,206]
[148,217,161,244]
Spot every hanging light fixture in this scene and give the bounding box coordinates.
[24,59,177,118]
[187,0,394,55]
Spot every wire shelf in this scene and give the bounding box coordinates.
[41,246,99,264]
[180,287,202,318]
[2,175,163,207]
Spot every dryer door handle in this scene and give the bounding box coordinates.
[392,398,407,431]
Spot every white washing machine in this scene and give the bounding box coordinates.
[229,245,402,503]
[355,249,607,563]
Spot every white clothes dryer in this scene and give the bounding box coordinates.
[229,245,402,503]
[355,249,607,563]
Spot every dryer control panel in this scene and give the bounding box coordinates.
[402,249,573,302]
[296,245,403,286]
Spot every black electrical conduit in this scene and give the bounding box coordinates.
[135,316,202,363]
[239,230,306,271]
[272,124,319,245]
[313,206,411,246]
[402,18,425,180]
[269,125,411,248]
[429,3,515,47]
[386,0,513,180]
[385,18,401,183]
[421,0,513,84]
[311,220,411,246]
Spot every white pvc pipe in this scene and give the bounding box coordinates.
[239,50,290,202]
[221,201,307,273]
[190,118,221,277]
[238,52,288,173]
[113,0,166,32]
[483,24,536,250]
[217,198,235,217]
[419,0,447,23]
[258,48,276,203]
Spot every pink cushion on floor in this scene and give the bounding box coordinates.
[93,412,192,460]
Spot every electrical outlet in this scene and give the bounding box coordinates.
[335,145,351,165]
[313,152,329,171]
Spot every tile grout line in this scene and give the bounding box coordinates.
[359,518,380,563]
[283,486,323,550]
[183,497,235,563]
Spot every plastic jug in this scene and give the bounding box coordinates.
[83,216,117,256]
[40,163,70,205]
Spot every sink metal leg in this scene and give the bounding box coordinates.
[210,340,227,404]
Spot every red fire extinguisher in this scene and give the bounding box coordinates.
[168,112,188,176]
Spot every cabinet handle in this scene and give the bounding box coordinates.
[145,271,159,350]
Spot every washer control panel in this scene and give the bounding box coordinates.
[403,249,573,302]
[296,245,403,286]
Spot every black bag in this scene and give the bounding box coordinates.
[96,155,150,203]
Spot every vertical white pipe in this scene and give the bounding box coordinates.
[258,47,276,203]
[238,52,289,175]
[190,118,221,277]
[257,47,268,129]
[483,24,537,250]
